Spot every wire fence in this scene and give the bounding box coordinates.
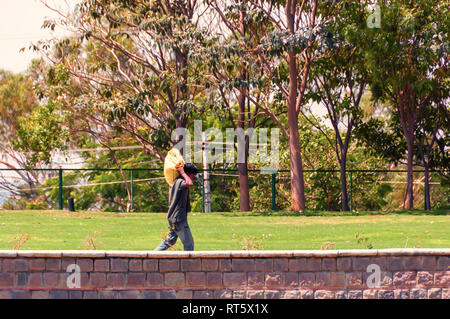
[0,168,448,212]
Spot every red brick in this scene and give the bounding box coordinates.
[298,272,315,288]
[90,273,107,288]
[428,288,442,299]
[143,259,158,272]
[107,273,126,288]
[94,259,109,272]
[186,272,206,287]
[28,273,43,287]
[193,290,213,299]
[285,272,299,288]
[349,290,364,299]
[16,272,28,286]
[111,258,128,272]
[127,273,146,287]
[264,290,282,299]
[265,272,283,288]
[214,289,232,299]
[177,290,193,299]
[403,257,421,270]
[159,259,179,272]
[181,259,201,271]
[43,272,59,288]
[353,257,372,271]
[247,290,264,299]
[15,259,29,272]
[316,272,331,288]
[255,259,273,272]
[31,290,49,299]
[346,272,362,288]
[443,289,450,299]
[306,258,321,271]
[437,256,450,270]
[330,272,346,288]
[337,258,352,271]
[206,272,222,288]
[223,272,246,287]
[434,271,450,286]
[289,258,307,271]
[164,273,185,288]
[0,273,14,288]
[282,290,299,299]
[61,258,76,272]
[29,259,46,271]
[322,258,337,271]
[363,289,378,299]
[202,259,218,271]
[393,271,416,287]
[219,259,232,271]
[49,290,68,299]
[274,258,288,271]
[418,256,436,270]
[76,259,93,272]
[315,290,335,299]
[11,290,31,299]
[46,259,61,272]
[417,271,434,287]
[0,290,12,299]
[2,259,19,272]
[248,272,265,288]
[388,257,404,271]
[147,273,163,287]
[129,259,142,272]
[232,259,255,272]
[83,291,99,299]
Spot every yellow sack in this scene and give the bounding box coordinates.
[164,148,185,186]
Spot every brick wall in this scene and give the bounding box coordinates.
[0,249,448,299]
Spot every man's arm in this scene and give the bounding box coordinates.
[176,166,193,188]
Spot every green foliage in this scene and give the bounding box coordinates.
[13,100,70,166]
[0,70,38,139]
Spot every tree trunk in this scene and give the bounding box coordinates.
[405,135,414,209]
[238,88,250,212]
[339,156,350,211]
[237,4,250,212]
[287,42,306,210]
[288,124,306,212]
[423,160,431,210]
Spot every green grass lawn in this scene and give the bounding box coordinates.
[0,210,449,250]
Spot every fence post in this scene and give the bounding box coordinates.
[271,173,276,210]
[349,170,353,213]
[58,167,63,210]
[130,169,134,211]
[202,174,205,213]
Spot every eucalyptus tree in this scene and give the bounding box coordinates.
[37,0,214,160]
[200,1,277,211]
[302,0,371,211]
[0,69,47,200]
[364,0,449,209]
[209,0,337,211]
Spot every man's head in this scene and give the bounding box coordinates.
[184,163,199,180]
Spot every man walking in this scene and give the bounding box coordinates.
[155,163,199,251]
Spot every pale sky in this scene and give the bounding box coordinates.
[0,0,72,73]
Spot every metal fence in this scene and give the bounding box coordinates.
[0,168,448,212]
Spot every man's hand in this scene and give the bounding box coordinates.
[176,166,193,188]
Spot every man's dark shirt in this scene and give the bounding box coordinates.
[167,177,190,225]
